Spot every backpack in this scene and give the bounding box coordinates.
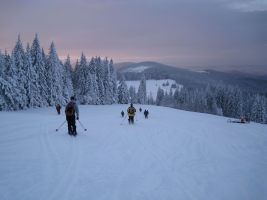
[66,102,75,117]
[128,107,135,115]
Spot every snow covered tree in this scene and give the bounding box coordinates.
[205,85,219,114]
[102,57,113,104]
[191,89,207,113]
[95,57,105,104]
[161,89,174,107]
[220,86,242,118]
[118,76,129,104]
[0,51,8,110]
[74,53,90,104]
[251,95,266,123]
[31,34,48,106]
[174,87,187,109]
[0,50,5,75]
[0,51,20,110]
[72,59,80,92]
[46,42,65,105]
[129,86,137,103]
[109,59,118,103]
[4,49,22,110]
[147,92,154,105]
[137,74,147,104]
[156,87,164,106]
[0,76,19,111]
[88,57,100,104]
[62,55,74,103]
[11,35,28,109]
[24,43,38,107]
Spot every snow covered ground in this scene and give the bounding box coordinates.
[126,79,182,100]
[0,105,266,200]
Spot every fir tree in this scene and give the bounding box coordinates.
[75,53,88,104]
[46,42,65,105]
[102,57,113,104]
[156,87,164,106]
[137,74,147,104]
[129,86,137,103]
[251,95,266,123]
[11,35,28,109]
[95,57,105,104]
[147,92,154,105]
[118,76,129,104]
[0,51,8,110]
[0,51,20,110]
[31,34,48,106]
[63,55,74,103]
[88,57,100,104]
[109,59,118,103]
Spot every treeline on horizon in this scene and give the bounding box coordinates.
[0,35,266,124]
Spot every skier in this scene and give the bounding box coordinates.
[127,103,136,124]
[139,107,142,112]
[65,96,79,136]
[56,104,61,115]
[121,110,125,118]
[144,109,149,119]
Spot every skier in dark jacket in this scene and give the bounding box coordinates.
[144,109,149,119]
[65,96,79,136]
[127,103,136,124]
[56,104,61,115]
[121,110,125,118]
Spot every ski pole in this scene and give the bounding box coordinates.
[56,120,66,131]
[120,116,127,125]
[135,114,138,122]
[78,120,87,131]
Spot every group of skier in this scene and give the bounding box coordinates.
[56,96,149,136]
[56,95,249,137]
[121,104,149,124]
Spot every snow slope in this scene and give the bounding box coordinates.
[126,79,182,100]
[0,105,266,200]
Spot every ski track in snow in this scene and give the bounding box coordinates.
[0,105,267,200]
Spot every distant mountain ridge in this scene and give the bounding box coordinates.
[115,61,267,93]
[115,61,267,76]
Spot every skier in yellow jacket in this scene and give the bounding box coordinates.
[127,103,136,124]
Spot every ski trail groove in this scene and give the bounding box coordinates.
[136,128,195,200]
[39,131,79,200]
[46,138,76,200]
[38,126,62,200]
[58,138,83,200]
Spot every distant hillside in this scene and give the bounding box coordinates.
[125,79,182,100]
[115,61,267,93]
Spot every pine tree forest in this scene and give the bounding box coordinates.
[0,35,118,110]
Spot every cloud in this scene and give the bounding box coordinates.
[220,0,267,12]
[0,0,266,67]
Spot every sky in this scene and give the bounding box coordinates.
[0,0,266,69]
